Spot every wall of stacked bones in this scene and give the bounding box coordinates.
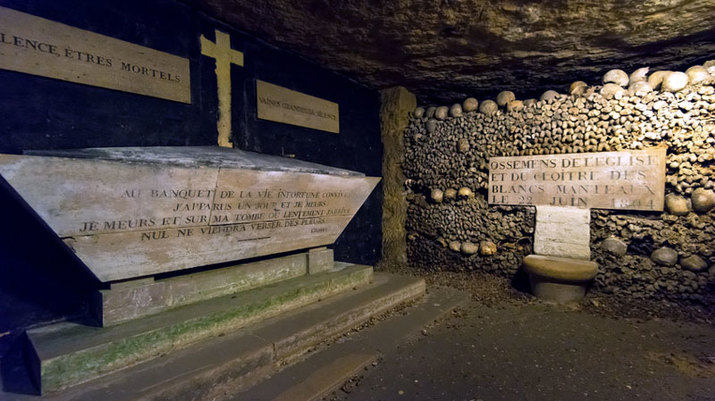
[404,62,715,306]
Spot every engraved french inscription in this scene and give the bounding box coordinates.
[0,153,379,282]
[257,80,339,133]
[488,148,666,211]
[0,6,190,103]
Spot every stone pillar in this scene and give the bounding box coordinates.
[380,87,416,268]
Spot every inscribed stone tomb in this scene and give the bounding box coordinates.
[0,146,379,282]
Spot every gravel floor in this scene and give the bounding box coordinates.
[323,268,715,401]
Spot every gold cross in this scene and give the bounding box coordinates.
[200,30,244,148]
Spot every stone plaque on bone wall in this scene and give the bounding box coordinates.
[257,80,340,133]
[488,148,666,211]
[0,6,190,103]
[0,147,379,282]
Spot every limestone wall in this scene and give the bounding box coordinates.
[404,64,715,306]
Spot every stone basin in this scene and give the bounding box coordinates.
[522,254,598,303]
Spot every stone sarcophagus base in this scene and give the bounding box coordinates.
[92,247,334,326]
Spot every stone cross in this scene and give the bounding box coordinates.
[200,29,244,148]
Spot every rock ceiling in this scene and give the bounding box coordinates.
[188,0,715,104]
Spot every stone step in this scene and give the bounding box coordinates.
[236,286,470,401]
[7,271,425,401]
[25,263,374,394]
